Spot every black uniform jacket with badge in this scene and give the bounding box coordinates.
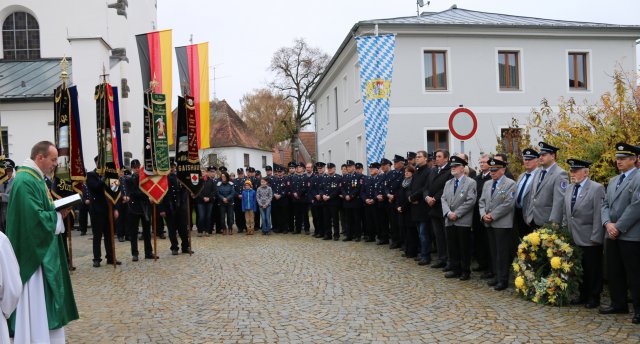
[290,173,310,203]
[270,175,285,199]
[86,169,109,213]
[309,173,325,206]
[234,176,247,200]
[322,174,342,205]
[375,172,388,207]
[360,174,378,204]
[125,172,150,216]
[425,164,454,219]
[341,172,364,208]
[384,168,404,201]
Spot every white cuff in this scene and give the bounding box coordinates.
[55,212,65,235]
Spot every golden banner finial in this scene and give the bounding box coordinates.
[59,56,69,85]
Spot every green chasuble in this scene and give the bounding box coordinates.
[6,165,79,331]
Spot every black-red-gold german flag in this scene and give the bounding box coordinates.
[136,29,173,144]
[175,42,210,149]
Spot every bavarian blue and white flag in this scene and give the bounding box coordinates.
[356,34,396,165]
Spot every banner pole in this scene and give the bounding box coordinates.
[187,195,192,256]
[108,202,117,269]
[153,203,158,261]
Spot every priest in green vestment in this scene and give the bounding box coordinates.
[6,141,79,343]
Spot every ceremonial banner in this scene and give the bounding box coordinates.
[53,85,86,198]
[140,91,169,204]
[175,95,203,196]
[355,34,396,165]
[175,42,210,149]
[95,83,123,204]
[0,126,7,184]
[136,29,173,144]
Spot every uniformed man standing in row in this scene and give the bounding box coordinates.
[322,163,342,241]
[160,161,192,255]
[310,162,326,238]
[562,158,604,309]
[479,157,516,291]
[271,164,287,233]
[341,160,363,241]
[441,156,477,281]
[234,168,247,233]
[126,159,154,261]
[525,142,568,228]
[285,162,297,233]
[361,162,380,243]
[291,162,310,234]
[87,156,121,267]
[513,149,539,239]
[386,155,406,249]
[600,143,640,324]
[375,159,391,245]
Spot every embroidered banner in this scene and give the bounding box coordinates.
[95,83,123,204]
[53,85,86,198]
[176,95,203,196]
[141,91,169,204]
[355,34,396,165]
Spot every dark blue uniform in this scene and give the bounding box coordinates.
[374,172,390,244]
[159,173,191,253]
[322,174,342,240]
[125,172,153,259]
[290,173,310,233]
[87,170,118,264]
[361,174,379,242]
[309,173,325,237]
[234,176,247,232]
[385,167,405,247]
[341,172,364,240]
[270,175,286,233]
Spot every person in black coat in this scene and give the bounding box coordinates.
[425,149,454,269]
[195,167,216,236]
[473,154,493,277]
[87,156,121,266]
[159,163,192,255]
[125,159,154,260]
[397,165,418,258]
[409,151,432,265]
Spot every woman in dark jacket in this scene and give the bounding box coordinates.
[196,169,216,236]
[408,151,432,265]
[396,166,418,258]
[217,172,236,235]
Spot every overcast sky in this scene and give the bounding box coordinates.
[158,0,640,111]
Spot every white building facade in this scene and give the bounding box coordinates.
[200,146,273,175]
[0,0,157,164]
[311,7,640,169]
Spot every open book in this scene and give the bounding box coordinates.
[54,193,82,211]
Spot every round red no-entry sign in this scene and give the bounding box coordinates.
[448,108,477,141]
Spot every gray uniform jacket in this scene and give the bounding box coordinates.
[441,176,477,227]
[601,169,640,242]
[514,168,538,210]
[562,179,605,246]
[479,177,516,229]
[525,163,568,226]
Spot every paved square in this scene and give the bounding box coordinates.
[65,231,639,343]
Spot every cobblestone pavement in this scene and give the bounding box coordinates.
[64,229,639,343]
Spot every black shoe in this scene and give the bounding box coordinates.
[365,238,376,243]
[418,259,430,266]
[342,237,352,242]
[377,241,389,245]
[80,232,87,236]
[459,273,470,281]
[333,237,339,241]
[106,260,122,265]
[401,253,407,257]
[182,249,194,254]
[444,271,461,279]
[313,234,321,238]
[389,243,400,249]
[118,236,125,242]
[480,272,495,279]
[145,255,159,260]
[570,298,587,305]
[93,261,100,267]
[171,249,179,255]
[354,237,361,242]
[431,261,446,269]
[413,257,421,261]
[442,265,452,272]
[323,236,332,240]
[159,234,167,239]
[132,256,139,262]
[585,301,600,309]
[494,283,508,291]
[633,313,640,324]
[487,279,498,287]
[304,230,310,235]
[599,306,629,314]
[472,266,487,272]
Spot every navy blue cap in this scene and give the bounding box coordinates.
[288,162,297,168]
[355,162,364,169]
[567,159,592,169]
[380,158,392,166]
[369,162,381,169]
[315,162,326,168]
[346,160,355,166]
[327,162,336,169]
[265,165,273,171]
[522,148,540,160]
[406,152,417,159]
[219,166,227,172]
[237,168,244,173]
[393,154,405,163]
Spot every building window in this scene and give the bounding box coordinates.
[568,52,587,89]
[208,153,218,166]
[1,127,8,157]
[345,141,350,160]
[334,87,339,130]
[2,12,40,60]
[498,51,519,90]
[325,95,330,125]
[500,128,521,155]
[354,62,361,103]
[342,75,349,111]
[243,153,250,168]
[424,51,447,90]
[427,130,449,152]
[262,155,267,168]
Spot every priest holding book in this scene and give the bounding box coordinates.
[6,141,79,343]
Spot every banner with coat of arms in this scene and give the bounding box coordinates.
[175,95,203,196]
[95,82,123,204]
[140,91,169,204]
[355,34,396,165]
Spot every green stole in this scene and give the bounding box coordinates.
[7,165,79,332]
